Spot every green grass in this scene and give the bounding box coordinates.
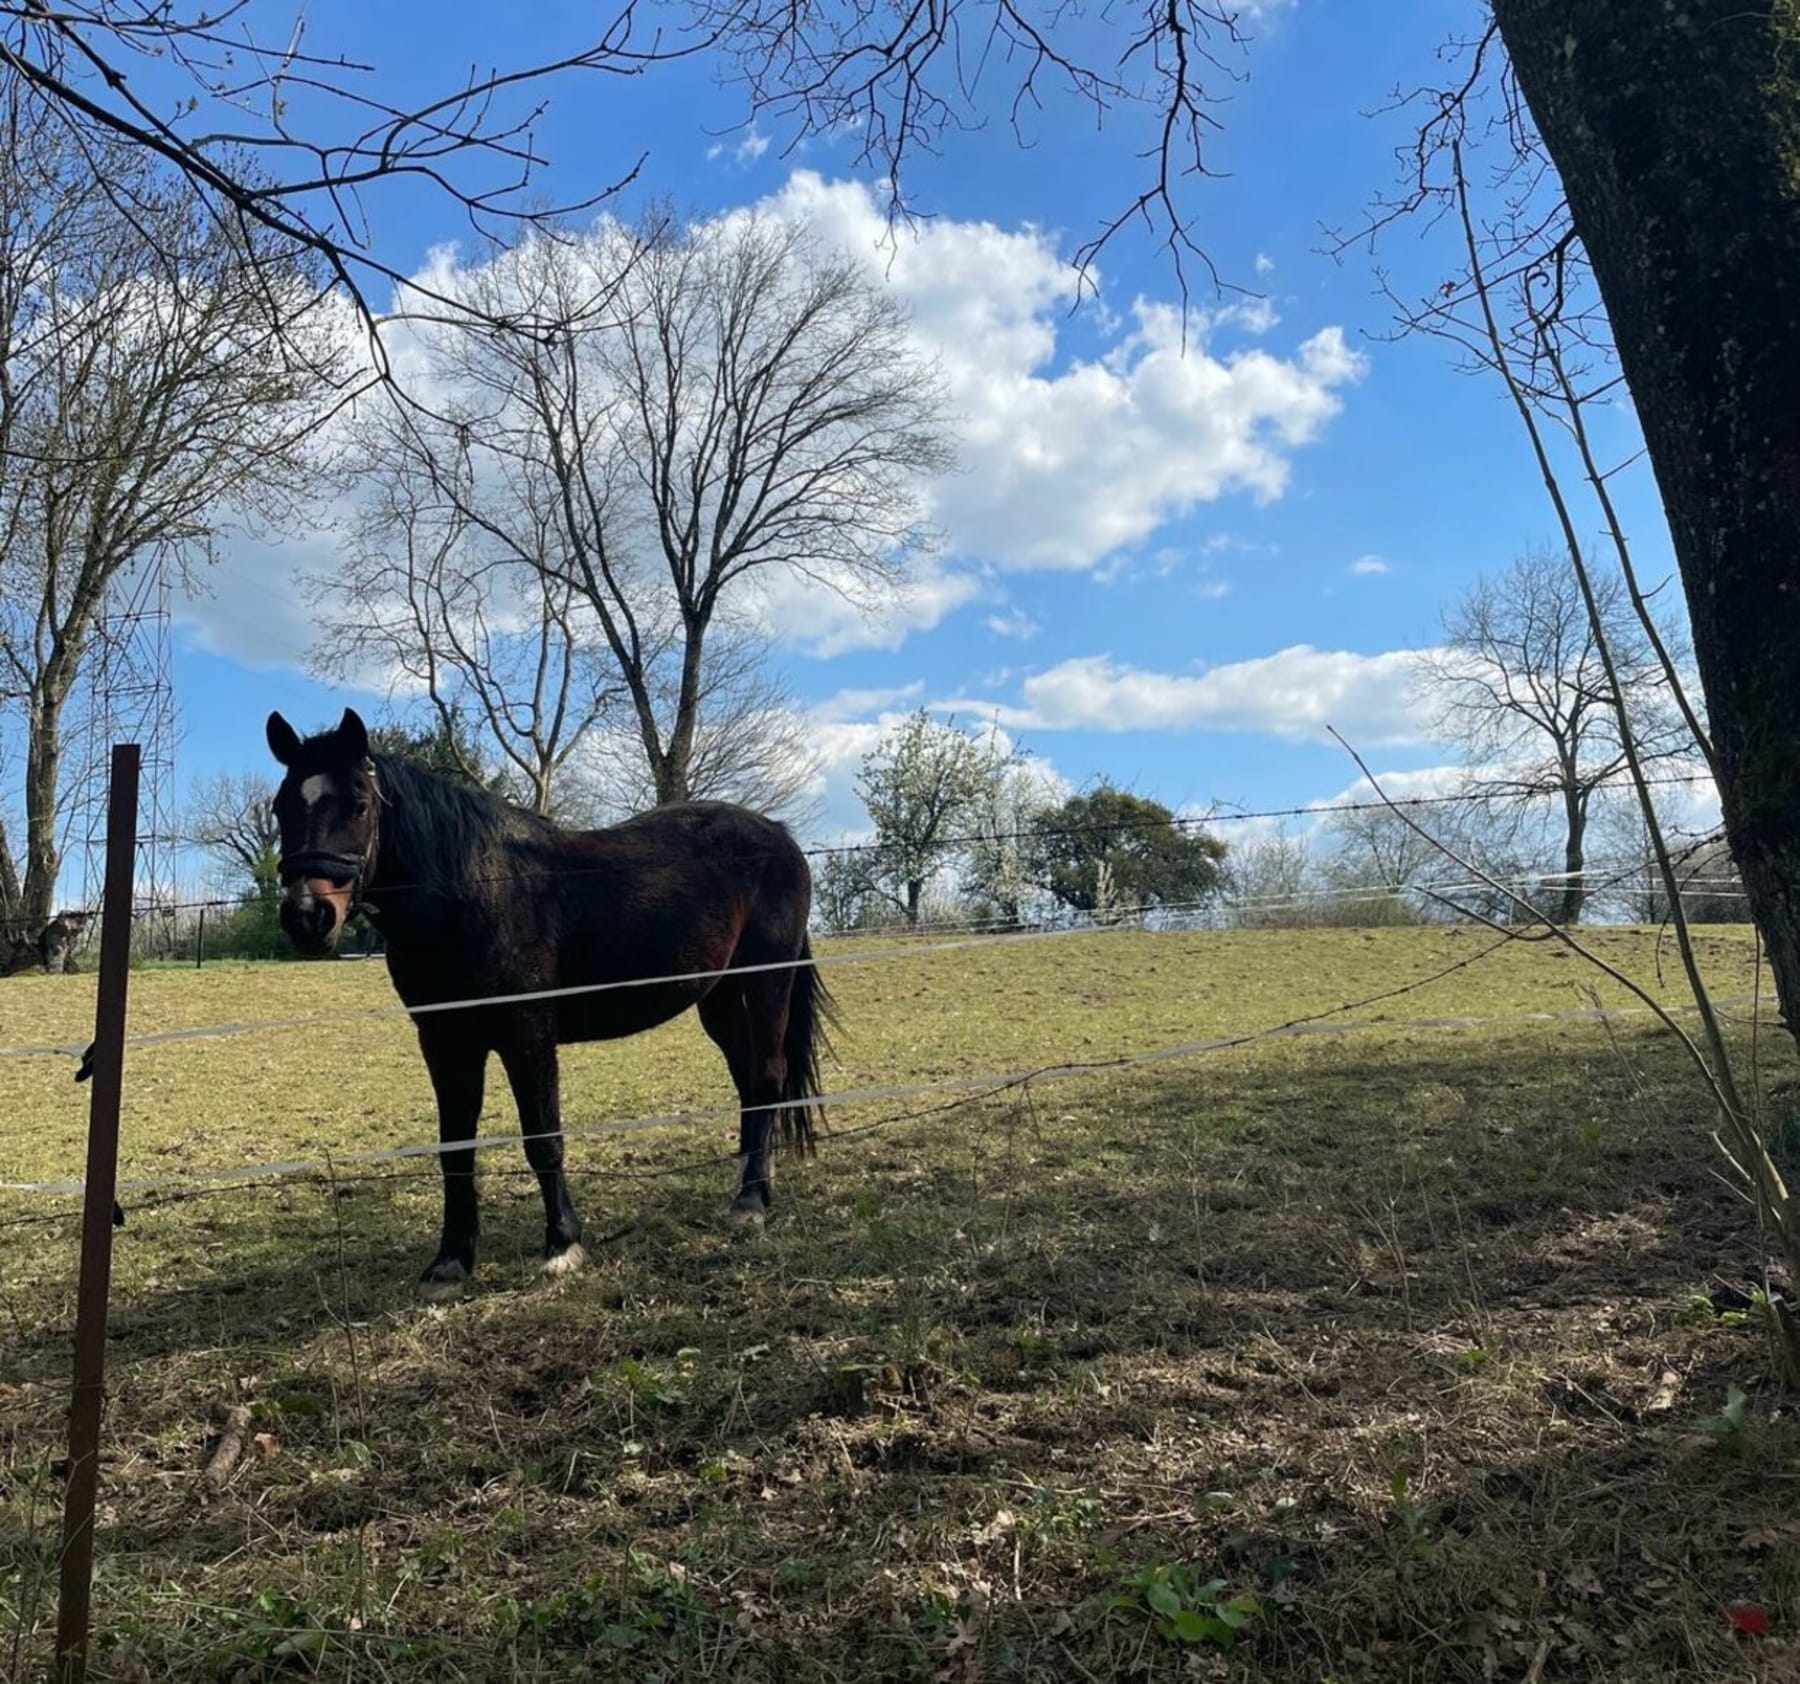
[3,925,1798,1680]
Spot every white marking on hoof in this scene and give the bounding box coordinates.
[416,1269,467,1305]
[541,1243,586,1280]
[726,1203,766,1230]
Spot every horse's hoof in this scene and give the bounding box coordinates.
[540,1243,586,1280]
[417,1261,468,1303]
[726,1202,767,1230]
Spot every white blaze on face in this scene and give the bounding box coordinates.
[289,771,352,929]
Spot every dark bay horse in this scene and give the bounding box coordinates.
[266,707,835,1301]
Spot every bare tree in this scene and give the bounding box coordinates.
[565,624,824,826]
[1356,35,1800,1356]
[1319,805,1441,925]
[316,417,625,817]
[1625,838,1746,928]
[812,847,887,934]
[366,210,949,812]
[184,771,279,888]
[1415,548,1695,923]
[1226,830,1320,929]
[703,0,1252,291]
[0,90,341,960]
[1319,799,1536,927]
[0,0,1267,330]
[0,0,682,344]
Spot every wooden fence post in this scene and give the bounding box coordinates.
[54,743,139,1684]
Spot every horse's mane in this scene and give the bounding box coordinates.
[372,755,556,891]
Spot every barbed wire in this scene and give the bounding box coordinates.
[798,772,1720,861]
[0,917,1257,1063]
[1,940,1762,1212]
[0,859,1753,1066]
[0,932,1523,1205]
[64,770,1721,927]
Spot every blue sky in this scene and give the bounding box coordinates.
[166,0,1686,845]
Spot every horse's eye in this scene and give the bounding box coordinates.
[353,799,370,818]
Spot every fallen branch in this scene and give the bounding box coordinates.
[200,1403,253,1490]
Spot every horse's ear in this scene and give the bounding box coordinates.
[338,708,369,762]
[266,712,302,767]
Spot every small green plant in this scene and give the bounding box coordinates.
[1024,1485,1105,1536]
[1698,1382,1750,1453]
[1111,1563,1261,1646]
[206,1591,337,1675]
[1387,1468,1433,1562]
[494,1550,704,1656]
[617,1348,702,1411]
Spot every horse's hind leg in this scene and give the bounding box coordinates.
[699,980,789,1226]
[417,1022,487,1302]
[497,1014,585,1278]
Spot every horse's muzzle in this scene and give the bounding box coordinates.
[280,888,343,955]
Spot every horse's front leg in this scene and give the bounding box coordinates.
[417,1022,487,1302]
[498,1017,584,1279]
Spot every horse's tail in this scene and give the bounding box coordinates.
[777,935,838,1155]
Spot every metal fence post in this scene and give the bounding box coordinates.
[54,742,139,1684]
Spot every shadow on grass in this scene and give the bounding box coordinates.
[3,1018,1796,1680]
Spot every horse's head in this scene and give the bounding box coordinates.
[266,706,381,956]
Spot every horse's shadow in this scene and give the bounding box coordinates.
[10,1019,1772,1433]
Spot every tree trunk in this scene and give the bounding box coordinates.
[658,623,707,808]
[1557,789,1587,926]
[645,745,687,808]
[20,689,63,934]
[1495,0,1800,1032]
[0,811,30,973]
[906,878,922,925]
[0,810,21,929]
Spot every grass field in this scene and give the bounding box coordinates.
[3,924,1799,1681]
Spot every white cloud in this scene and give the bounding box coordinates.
[1311,764,1469,811]
[813,680,924,721]
[183,175,1363,677]
[741,561,983,658]
[1195,580,1232,601]
[958,644,1434,745]
[1254,252,1277,277]
[707,126,772,165]
[754,173,1366,573]
[1194,295,1280,337]
[1350,555,1392,576]
[984,607,1041,640]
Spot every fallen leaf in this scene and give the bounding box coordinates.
[1565,1562,1604,1597]
[972,1508,1016,1546]
[1727,1602,1770,1636]
[251,1432,279,1461]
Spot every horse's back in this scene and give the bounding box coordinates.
[543,799,810,1045]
